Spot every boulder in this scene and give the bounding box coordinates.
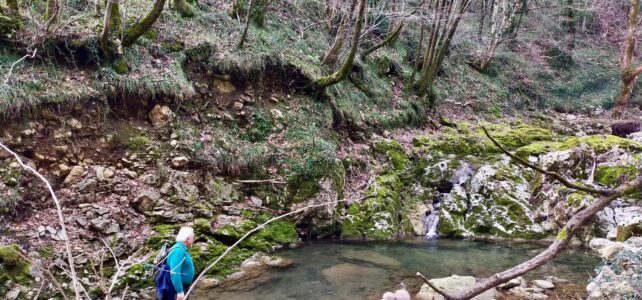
[64,166,85,184]
[415,275,497,300]
[532,279,555,290]
[148,105,174,127]
[134,189,161,213]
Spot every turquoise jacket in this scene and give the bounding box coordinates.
[166,242,195,294]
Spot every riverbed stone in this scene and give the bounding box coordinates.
[509,286,549,299]
[415,275,497,300]
[532,279,555,289]
[341,250,401,268]
[321,263,388,294]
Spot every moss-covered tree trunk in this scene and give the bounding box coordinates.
[613,0,642,119]
[45,0,58,26]
[99,0,117,59]
[122,0,167,47]
[173,0,195,17]
[108,1,121,33]
[322,16,348,67]
[417,0,472,95]
[314,0,366,90]
[360,21,404,60]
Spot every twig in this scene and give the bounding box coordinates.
[0,142,81,298]
[10,248,69,300]
[416,272,454,299]
[184,197,371,299]
[481,126,611,195]
[1,49,38,88]
[234,178,286,184]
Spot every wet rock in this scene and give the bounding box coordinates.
[509,286,548,299]
[172,156,189,168]
[532,279,555,289]
[134,189,161,213]
[499,276,526,290]
[148,105,174,127]
[416,275,497,300]
[589,238,627,259]
[341,250,401,268]
[64,166,85,184]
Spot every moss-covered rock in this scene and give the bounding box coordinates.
[340,174,412,240]
[0,244,31,285]
[595,165,639,187]
[373,139,409,171]
[112,58,130,74]
[516,135,642,157]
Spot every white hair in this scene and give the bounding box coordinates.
[176,226,194,242]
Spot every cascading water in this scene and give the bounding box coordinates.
[424,160,473,239]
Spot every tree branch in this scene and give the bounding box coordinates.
[481,126,612,196]
[417,272,455,299]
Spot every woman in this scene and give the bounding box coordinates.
[167,226,195,300]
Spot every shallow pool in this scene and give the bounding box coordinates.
[195,238,600,299]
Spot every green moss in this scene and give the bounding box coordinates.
[556,228,568,241]
[0,244,31,284]
[241,221,298,251]
[194,218,213,236]
[438,211,466,237]
[340,174,408,240]
[112,58,130,74]
[113,126,152,152]
[566,191,588,207]
[153,224,180,236]
[372,139,409,170]
[517,134,642,157]
[481,124,554,149]
[595,165,639,187]
[286,179,320,204]
[189,242,252,277]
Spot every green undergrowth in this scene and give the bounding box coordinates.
[516,135,642,157]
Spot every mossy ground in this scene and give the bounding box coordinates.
[0,244,31,285]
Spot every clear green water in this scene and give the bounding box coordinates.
[197,238,599,300]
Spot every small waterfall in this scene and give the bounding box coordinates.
[424,212,440,239]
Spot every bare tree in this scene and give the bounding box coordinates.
[613,0,642,118]
[417,126,642,300]
[238,0,255,48]
[476,0,526,72]
[99,0,121,59]
[416,0,473,97]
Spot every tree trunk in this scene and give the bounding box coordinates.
[122,0,167,47]
[108,1,121,33]
[613,0,642,119]
[46,0,58,25]
[564,0,576,50]
[314,0,366,90]
[99,0,117,59]
[237,0,254,48]
[173,0,195,17]
[322,16,348,67]
[361,21,404,60]
[417,0,472,95]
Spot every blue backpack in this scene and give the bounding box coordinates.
[155,263,176,300]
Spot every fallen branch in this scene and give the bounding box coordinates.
[0,142,81,299]
[184,197,369,298]
[234,178,286,184]
[481,126,611,195]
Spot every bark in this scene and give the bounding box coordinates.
[99,0,117,59]
[237,0,254,48]
[173,0,195,17]
[322,16,348,67]
[314,0,366,90]
[360,21,404,60]
[613,0,641,119]
[122,0,167,47]
[417,0,473,95]
[46,0,58,26]
[420,127,642,300]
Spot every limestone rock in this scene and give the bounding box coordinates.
[134,189,161,213]
[172,156,189,168]
[64,166,85,184]
[415,275,497,300]
[532,279,555,290]
[90,217,120,235]
[148,105,174,127]
[589,238,626,259]
[509,287,548,299]
[232,101,244,111]
[250,196,263,207]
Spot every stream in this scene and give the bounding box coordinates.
[196,238,600,299]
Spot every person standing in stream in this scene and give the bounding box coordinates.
[167,227,196,300]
